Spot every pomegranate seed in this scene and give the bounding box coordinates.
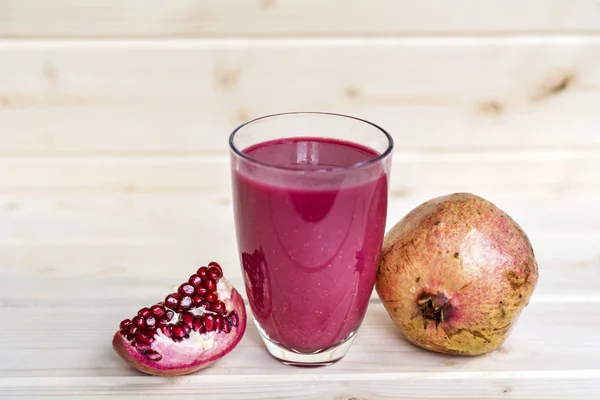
[205,292,217,303]
[139,327,154,337]
[228,311,239,327]
[204,278,217,292]
[204,314,216,331]
[195,285,208,297]
[119,319,132,331]
[215,315,225,331]
[165,310,175,321]
[133,340,151,352]
[181,323,191,335]
[199,325,207,334]
[208,267,223,281]
[150,304,166,318]
[188,274,203,287]
[222,316,232,333]
[178,284,195,296]
[200,300,212,310]
[157,326,171,338]
[133,316,146,328]
[126,324,138,337]
[208,261,223,277]
[211,301,226,314]
[197,266,208,277]
[192,295,203,306]
[192,316,203,331]
[165,294,180,309]
[180,312,194,327]
[137,307,151,318]
[145,316,156,328]
[172,336,183,343]
[180,296,192,309]
[135,332,154,345]
[171,324,185,338]
[146,350,162,361]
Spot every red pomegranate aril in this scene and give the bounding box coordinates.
[133,340,151,353]
[172,336,183,343]
[222,320,232,333]
[157,325,171,338]
[192,295,203,306]
[199,300,212,310]
[133,316,146,328]
[207,266,222,281]
[137,307,152,318]
[135,332,154,345]
[208,261,223,277]
[197,266,208,277]
[178,284,195,296]
[215,315,225,331]
[165,294,180,309]
[171,324,185,338]
[181,312,194,327]
[228,311,239,327]
[192,316,204,331]
[145,350,162,361]
[165,310,175,322]
[119,319,132,331]
[211,301,226,314]
[126,324,138,336]
[195,285,208,297]
[150,304,166,318]
[205,292,217,303]
[204,278,217,292]
[145,316,156,328]
[188,274,203,287]
[139,327,154,337]
[181,323,191,335]
[204,314,216,331]
[180,296,192,309]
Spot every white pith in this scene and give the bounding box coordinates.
[144,278,235,353]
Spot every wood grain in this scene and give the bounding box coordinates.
[0,193,598,303]
[0,153,598,194]
[0,302,598,399]
[1,0,600,38]
[1,39,600,155]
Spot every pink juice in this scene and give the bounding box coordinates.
[232,137,389,352]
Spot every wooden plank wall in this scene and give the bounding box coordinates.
[0,1,599,283]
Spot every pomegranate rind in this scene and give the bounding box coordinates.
[112,281,247,376]
[376,193,538,356]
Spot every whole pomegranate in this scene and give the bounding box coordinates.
[113,261,247,375]
[376,193,538,356]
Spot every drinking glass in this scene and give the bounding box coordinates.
[229,112,393,366]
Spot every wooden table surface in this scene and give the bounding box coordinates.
[1,194,599,399]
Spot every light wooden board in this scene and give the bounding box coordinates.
[0,193,598,303]
[0,153,598,194]
[1,0,600,37]
[0,302,598,399]
[1,39,600,155]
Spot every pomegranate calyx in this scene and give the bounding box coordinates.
[416,292,452,327]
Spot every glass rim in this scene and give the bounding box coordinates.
[229,112,394,173]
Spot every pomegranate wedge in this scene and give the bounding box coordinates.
[113,262,247,376]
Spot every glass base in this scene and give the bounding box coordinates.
[255,322,358,367]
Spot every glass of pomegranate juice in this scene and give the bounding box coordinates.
[229,112,393,366]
